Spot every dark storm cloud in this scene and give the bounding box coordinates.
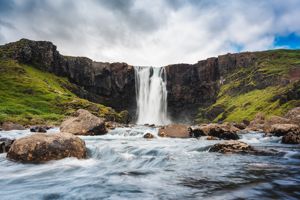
[0,0,300,65]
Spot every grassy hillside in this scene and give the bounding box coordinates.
[0,59,129,125]
[196,49,300,123]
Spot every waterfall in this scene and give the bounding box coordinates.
[134,66,170,125]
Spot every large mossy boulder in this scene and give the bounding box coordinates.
[189,123,240,140]
[7,132,86,163]
[158,124,190,138]
[60,109,107,135]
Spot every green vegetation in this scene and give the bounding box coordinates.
[196,49,300,123]
[0,59,128,125]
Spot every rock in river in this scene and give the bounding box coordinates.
[209,140,280,155]
[7,132,87,163]
[189,123,240,140]
[60,109,107,135]
[158,124,190,138]
[143,133,155,139]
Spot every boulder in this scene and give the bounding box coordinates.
[285,107,300,125]
[143,133,155,139]
[189,123,240,140]
[269,124,300,137]
[209,140,278,155]
[30,126,49,133]
[1,122,25,131]
[209,141,254,154]
[158,124,190,138]
[7,132,87,163]
[282,132,300,144]
[0,138,15,153]
[60,109,107,135]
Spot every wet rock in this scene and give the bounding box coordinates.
[1,122,25,131]
[189,123,240,140]
[209,140,278,155]
[158,131,167,137]
[206,136,218,140]
[30,126,48,133]
[282,132,300,144]
[269,124,300,137]
[7,132,86,163]
[60,109,107,135]
[209,141,254,154]
[143,133,155,139]
[0,138,15,153]
[158,124,190,138]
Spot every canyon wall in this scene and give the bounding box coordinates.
[1,39,299,122]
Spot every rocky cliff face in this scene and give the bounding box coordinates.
[165,53,258,121]
[1,39,299,123]
[0,39,136,112]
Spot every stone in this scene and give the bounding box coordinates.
[189,123,240,140]
[60,109,107,135]
[143,133,155,139]
[206,136,218,140]
[209,140,278,155]
[30,126,48,133]
[7,132,86,163]
[282,132,300,144]
[1,122,25,131]
[158,124,190,138]
[209,141,254,154]
[269,124,300,137]
[0,138,15,153]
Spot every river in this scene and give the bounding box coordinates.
[0,126,299,200]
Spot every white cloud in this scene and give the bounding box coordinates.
[0,0,299,66]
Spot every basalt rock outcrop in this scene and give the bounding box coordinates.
[0,39,136,112]
[7,132,87,163]
[1,39,299,122]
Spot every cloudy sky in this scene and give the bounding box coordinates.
[0,0,300,66]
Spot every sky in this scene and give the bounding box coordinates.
[0,0,300,66]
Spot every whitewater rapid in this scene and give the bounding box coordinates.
[0,128,300,199]
[134,66,170,125]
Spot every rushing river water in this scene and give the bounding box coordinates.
[0,127,300,200]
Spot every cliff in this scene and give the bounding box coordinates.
[1,39,299,124]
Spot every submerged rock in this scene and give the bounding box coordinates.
[143,133,155,139]
[7,132,87,163]
[189,123,239,140]
[60,109,107,135]
[1,122,25,131]
[0,138,15,153]
[158,124,189,138]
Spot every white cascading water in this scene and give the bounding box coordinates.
[134,66,170,125]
